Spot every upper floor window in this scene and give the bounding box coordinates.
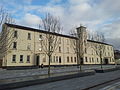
[28,33,31,40]
[14,31,18,38]
[13,42,17,49]
[39,35,42,40]
[20,55,23,63]
[85,48,87,54]
[59,46,61,53]
[12,55,16,62]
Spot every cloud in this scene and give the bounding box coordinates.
[16,13,42,28]
[101,20,120,39]
[1,0,120,49]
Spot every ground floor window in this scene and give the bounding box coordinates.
[85,57,87,62]
[71,57,73,62]
[12,55,16,62]
[74,57,76,62]
[56,56,58,62]
[92,58,94,62]
[97,58,99,62]
[20,55,23,63]
[53,56,55,63]
[67,56,69,63]
[27,55,30,63]
[59,56,61,63]
[89,57,91,63]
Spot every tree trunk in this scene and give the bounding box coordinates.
[79,57,82,71]
[100,58,103,69]
[48,55,51,76]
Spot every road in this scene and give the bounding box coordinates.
[14,69,120,90]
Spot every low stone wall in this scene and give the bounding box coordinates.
[95,66,120,73]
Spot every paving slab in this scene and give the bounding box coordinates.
[0,70,95,90]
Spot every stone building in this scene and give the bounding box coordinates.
[0,23,115,68]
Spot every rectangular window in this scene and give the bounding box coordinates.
[112,58,114,62]
[92,58,94,62]
[97,58,99,62]
[59,56,61,63]
[74,57,76,62]
[13,42,17,49]
[59,46,61,53]
[71,57,73,62]
[28,33,31,40]
[67,56,69,62]
[85,57,87,62]
[27,55,30,63]
[14,31,18,38]
[20,55,23,63]
[85,48,87,54]
[59,38,61,44]
[89,58,91,63]
[12,55,16,62]
[56,56,58,62]
[39,35,42,40]
[54,56,55,63]
[50,57,52,63]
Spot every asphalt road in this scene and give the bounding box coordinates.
[14,70,120,90]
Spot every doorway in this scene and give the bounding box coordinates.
[36,56,39,66]
[59,56,61,63]
[0,59,2,68]
[104,58,108,64]
[80,58,84,65]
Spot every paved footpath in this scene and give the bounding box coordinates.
[14,70,120,90]
[0,65,116,79]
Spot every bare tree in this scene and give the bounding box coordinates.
[89,32,106,69]
[0,7,15,58]
[39,13,62,76]
[69,27,80,70]
[69,26,87,71]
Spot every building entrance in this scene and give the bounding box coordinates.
[81,58,84,65]
[104,58,109,64]
[36,56,39,66]
[0,59,2,68]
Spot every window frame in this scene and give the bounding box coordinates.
[20,55,23,63]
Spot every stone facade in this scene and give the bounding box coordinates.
[0,23,115,67]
